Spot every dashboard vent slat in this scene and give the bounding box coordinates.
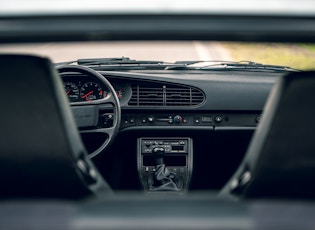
[129,85,164,106]
[129,83,204,107]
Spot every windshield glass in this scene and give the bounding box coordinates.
[1,41,314,70]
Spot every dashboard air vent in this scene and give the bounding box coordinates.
[129,83,204,107]
[129,85,164,106]
[165,87,203,106]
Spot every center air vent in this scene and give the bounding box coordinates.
[129,83,204,107]
[129,85,163,106]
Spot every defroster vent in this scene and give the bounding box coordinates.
[129,83,204,107]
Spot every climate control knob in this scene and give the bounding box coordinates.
[173,115,183,123]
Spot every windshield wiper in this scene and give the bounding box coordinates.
[56,58,300,72]
[55,57,174,70]
[79,57,188,70]
[67,57,184,70]
[77,57,165,65]
[167,60,300,72]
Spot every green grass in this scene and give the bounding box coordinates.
[299,44,315,52]
[222,42,315,70]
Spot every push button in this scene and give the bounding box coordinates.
[148,117,154,122]
[215,116,223,123]
[256,116,261,123]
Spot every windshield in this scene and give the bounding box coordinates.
[1,41,314,70]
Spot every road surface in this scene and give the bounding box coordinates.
[0,41,232,63]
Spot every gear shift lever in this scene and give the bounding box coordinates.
[148,147,183,191]
[152,147,165,163]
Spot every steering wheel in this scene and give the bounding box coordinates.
[57,65,121,158]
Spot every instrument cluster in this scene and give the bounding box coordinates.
[62,74,132,105]
[64,80,105,102]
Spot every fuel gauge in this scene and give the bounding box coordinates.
[64,82,79,102]
[111,82,132,106]
[116,88,123,100]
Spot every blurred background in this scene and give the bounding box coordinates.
[1,41,315,70]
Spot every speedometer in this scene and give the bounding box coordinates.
[80,82,105,101]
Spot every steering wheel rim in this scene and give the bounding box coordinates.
[57,65,121,158]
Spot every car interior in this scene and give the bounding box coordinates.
[1,1,315,229]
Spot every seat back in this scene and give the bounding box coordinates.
[0,54,111,199]
[220,71,315,199]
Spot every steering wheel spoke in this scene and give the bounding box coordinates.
[102,93,117,104]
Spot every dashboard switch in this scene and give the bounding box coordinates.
[215,116,223,123]
[202,116,212,123]
[153,147,165,154]
[256,116,261,123]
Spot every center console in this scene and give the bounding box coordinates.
[137,137,193,193]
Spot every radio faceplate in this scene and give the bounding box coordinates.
[138,137,193,193]
[141,139,188,154]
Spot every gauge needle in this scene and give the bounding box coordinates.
[66,90,71,95]
[82,91,94,98]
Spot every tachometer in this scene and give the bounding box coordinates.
[80,82,105,101]
[64,82,79,102]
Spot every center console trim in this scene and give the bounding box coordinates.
[137,137,193,193]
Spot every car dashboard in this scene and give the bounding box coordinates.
[59,68,279,193]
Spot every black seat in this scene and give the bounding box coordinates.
[220,71,315,200]
[0,54,112,199]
